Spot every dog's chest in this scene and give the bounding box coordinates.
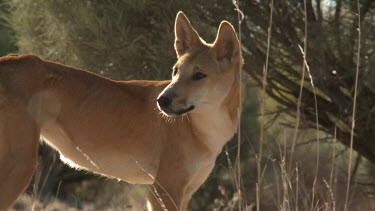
[184,111,237,180]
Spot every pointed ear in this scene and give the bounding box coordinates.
[211,21,240,62]
[174,12,201,57]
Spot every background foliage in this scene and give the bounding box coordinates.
[0,0,16,56]
[1,0,374,210]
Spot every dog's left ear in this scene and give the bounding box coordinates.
[211,21,240,63]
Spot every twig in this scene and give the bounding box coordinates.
[232,0,244,209]
[257,1,273,211]
[349,154,362,186]
[344,0,361,210]
[31,158,42,211]
[329,123,338,211]
[289,0,308,174]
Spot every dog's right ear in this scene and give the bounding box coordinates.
[174,12,201,57]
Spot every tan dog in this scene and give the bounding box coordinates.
[0,12,241,210]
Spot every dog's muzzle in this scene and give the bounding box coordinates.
[157,96,195,116]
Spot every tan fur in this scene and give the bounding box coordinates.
[0,12,241,211]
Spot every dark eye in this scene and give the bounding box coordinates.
[192,72,207,81]
[172,67,178,76]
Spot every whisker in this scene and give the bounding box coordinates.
[186,114,191,124]
[182,114,190,124]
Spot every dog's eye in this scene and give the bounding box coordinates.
[192,72,207,81]
[172,67,178,76]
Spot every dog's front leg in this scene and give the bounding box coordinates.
[147,158,189,211]
[0,107,40,211]
[147,181,183,211]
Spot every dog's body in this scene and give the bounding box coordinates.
[0,12,241,210]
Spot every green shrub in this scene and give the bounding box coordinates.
[0,0,17,56]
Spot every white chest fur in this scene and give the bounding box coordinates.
[190,109,237,155]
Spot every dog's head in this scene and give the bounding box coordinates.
[157,12,241,116]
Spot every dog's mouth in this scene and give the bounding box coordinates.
[159,105,195,116]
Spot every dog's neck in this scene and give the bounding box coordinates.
[189,81,241,155]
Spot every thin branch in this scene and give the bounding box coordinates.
[288,0,308,174]
[232,0,244,209]
[257,1,273,211]
[344,1,361,210]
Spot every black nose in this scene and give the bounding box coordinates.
[157,96,172,108]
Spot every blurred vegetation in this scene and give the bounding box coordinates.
[2,0,375,210]
[0,0,17,56]
[241,0,375,164]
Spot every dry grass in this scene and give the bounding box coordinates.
[13,180,148,211]
[345,1,362,210]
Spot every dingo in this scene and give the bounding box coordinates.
[0,12,241,210]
